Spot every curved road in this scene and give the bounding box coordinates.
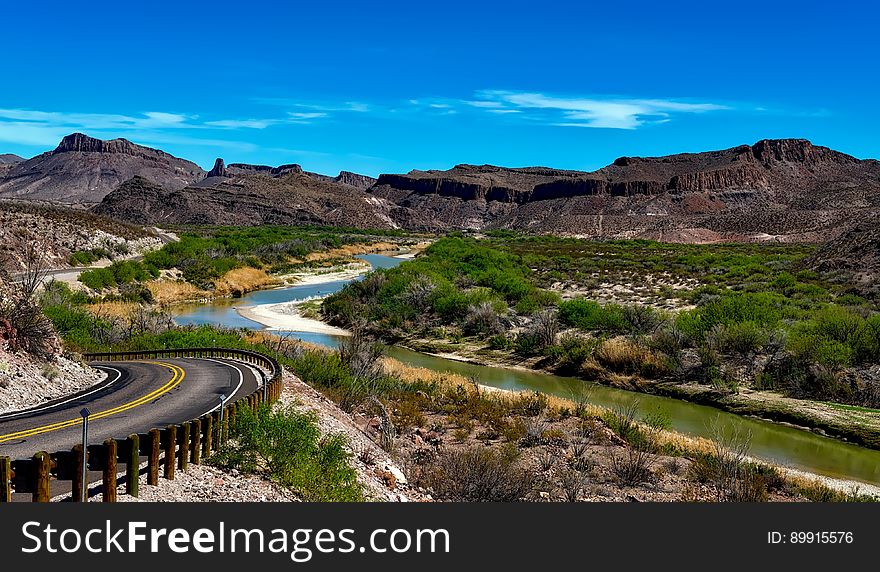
[0,358,260,461]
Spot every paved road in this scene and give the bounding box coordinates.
[0,358,260,461]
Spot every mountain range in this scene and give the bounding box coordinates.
[3,133,880,244]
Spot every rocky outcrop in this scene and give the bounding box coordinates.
[227,162,304,176]
[335,171,377,190]
[0,133,205,204]
[0,154,22,164]
[207,158,227,178]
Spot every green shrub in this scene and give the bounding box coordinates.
[706,322,769,355]
[558,299,628,333]
[211,404,364,502]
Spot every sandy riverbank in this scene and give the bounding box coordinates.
[276,263,371,287]
[234,262,372,334]
[238,302,350,335]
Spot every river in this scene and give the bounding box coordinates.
[173,254,880,485]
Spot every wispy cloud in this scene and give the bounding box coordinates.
[469,91,730,129]
[253,98,370,113]
[0,105,335,149]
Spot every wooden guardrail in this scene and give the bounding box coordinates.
[0,347,283,503]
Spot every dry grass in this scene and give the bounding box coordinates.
[381,357,472,387]
[304,241,401,262]
[213,268,279,297]
[86,301,140,319]
[146,280,211,305]
[594,337,667,376]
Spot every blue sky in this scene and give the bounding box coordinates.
[1,0,877,176]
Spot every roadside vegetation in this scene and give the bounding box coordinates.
[210,404,364,502]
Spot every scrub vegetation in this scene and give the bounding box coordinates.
[323,234,880,442]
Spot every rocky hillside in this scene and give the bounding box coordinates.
[0,133,204,204]
[369,139,880,241]
[0,154,22,178]
[0,200,159,273]
[94,169,395,228]
[808,214,880,294]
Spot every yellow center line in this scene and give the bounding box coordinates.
[0,361,185,444]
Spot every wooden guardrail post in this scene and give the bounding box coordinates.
[192,419,202,464]
[103,439,117,503]
[0,456,11,502]
[126,434,139,498]
[179,422,190,471]
[221,407,230,444]
[203,414,213,457]
[163,425,176,480]
[213,412,222,446]
[71,445,86,502]
[33,452,51,503]
[148,428,160,486]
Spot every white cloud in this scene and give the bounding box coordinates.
[0,108,197,132]
[253,98,370,113]
[469,91,729,129]
[205,119,277,129]
[287,112,328,120]
[0,105,330,149]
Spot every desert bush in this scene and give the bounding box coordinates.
[536,448,556,472]
[547,333,598,372]
[211,404,363,502]
[706,322,769,355]
[610,445,656,486]
[530,308,559,349]
[488,333,513,350]
[623,305,662,335]
[602,402,641,443]
[687,420,769,502]
[650,324,688,358]
[559,467,588,501]
[462,301,504,336]
[419,446,535,502]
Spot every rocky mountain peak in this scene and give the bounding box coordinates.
[335,171,377,190]
[750,138,855,165]
[54,133,138,155]
[207,158,227,177]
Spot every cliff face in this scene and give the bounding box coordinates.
[0,133,205,204]
[372,139,874,207]
[335,171,377,190]
[367,139,880,240]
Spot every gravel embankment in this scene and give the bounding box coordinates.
[0,346,104,414]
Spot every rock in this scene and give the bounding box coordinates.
[385,464,407,486]
[374,468,397,489]
[207,158,227,178]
